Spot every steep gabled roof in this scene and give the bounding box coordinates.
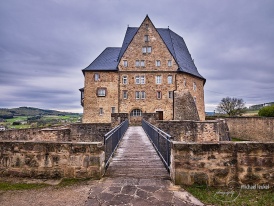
[117,27,205,80]
[82,47,120,73]
[83,23,205,82]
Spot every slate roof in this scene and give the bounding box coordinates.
[82,47,120,72]
[83,27,205,81]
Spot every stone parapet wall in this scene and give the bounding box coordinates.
[0,123,112,142]
[0,141,105,179]
[171,142,274,187]
[226,117,274,142]
[156,119,229,142]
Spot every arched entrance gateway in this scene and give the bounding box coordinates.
[129,109,142,125]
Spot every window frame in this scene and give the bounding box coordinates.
[130,109,142,116]
[142,47,147,54]
[123,60,128,67]
[144,35,149,42]
[140,60,145,67]
[140,75,145,84]
[97,88,107,97]
[135,60,140,67]
[141,91,146,99]
[99,108,103,115]
[147,46,152,53]
[168,75,173,84]
[123,90,128,99]
[168,60,172,67]
[135,76,140,84]
[156,91,162,99]
[135,91,140,99]
[122,76,128,85]
[94,73,100,81]
[193,82,197,91]
[111,107,115,113]
[155,60,161,67]
[156,75,162,84]
[168,91,173,99]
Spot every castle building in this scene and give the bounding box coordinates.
[80,16,206,123]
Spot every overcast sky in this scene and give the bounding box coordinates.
[1,0,274,113]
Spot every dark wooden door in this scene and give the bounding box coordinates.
[157,111,163,120]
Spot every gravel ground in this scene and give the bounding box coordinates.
[0,178,95,206]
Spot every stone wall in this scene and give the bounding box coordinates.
[226,117,274,142]
[0,123,112,142]
[111,113,128,128]
[174,90,200,121]
[171,142,274,186]
[156,119,230,142]
[0,141,105,178]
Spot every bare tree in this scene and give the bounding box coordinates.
[216,97,246,116]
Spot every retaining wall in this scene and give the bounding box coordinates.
[171,142,274,186]
[0,123,111,142]
[226,117,274,142]
[0,141,105,178]
[156,119,230,142]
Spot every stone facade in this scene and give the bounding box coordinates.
[0,141,105,178]
[226,117,274,142]
[171,142,274,186]
[81,16,205,124]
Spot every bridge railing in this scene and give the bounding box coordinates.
[142,119,171,172]
[104,119,129,168]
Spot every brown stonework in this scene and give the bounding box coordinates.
[171,142,274,186]
[81,16,205,123]
[0,141,105,179]
[226,117,274,142]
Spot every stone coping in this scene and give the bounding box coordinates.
[0,140,104,145]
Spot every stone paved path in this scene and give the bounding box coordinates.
[86,126,204,206]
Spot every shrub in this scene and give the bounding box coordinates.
[258,105,274,117]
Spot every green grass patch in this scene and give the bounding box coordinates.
[183,184,274,206]
[0,181,47,191]
[232,137,248,141]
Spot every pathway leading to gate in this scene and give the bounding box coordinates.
[86,126,204,206]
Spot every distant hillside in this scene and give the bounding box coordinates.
[0,107,80,118]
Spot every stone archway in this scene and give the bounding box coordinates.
[130,109,142,125]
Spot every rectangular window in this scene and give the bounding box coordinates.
[140,60,145,67]
[169,91,173,99]
[135,91,140,99]
[140,75,145,84]
[168,75,173,84]
[123,60,128,67]
[193,82,197,91]
[99,108,103,115]
[135,76,140,84]
[168,60,172,67]
[147,46,152,53]
[144,35,149,42]
[122,76,127,84]
[193,96,196,104]
[157,91,162,99]
[135,60,140,67]
[142,47,147,54]
[111,107,115,113]
[156,75,162,84]
[123,90,128,99]
[94,73,100,81]
[97,88,106,97]
[155,60,161,66]
[141,91,146,99]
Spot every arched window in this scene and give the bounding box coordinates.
[130,109,142,116]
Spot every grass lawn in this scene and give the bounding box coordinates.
[183,184,274,206]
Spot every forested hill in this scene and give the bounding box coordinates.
[0,107,80,118]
